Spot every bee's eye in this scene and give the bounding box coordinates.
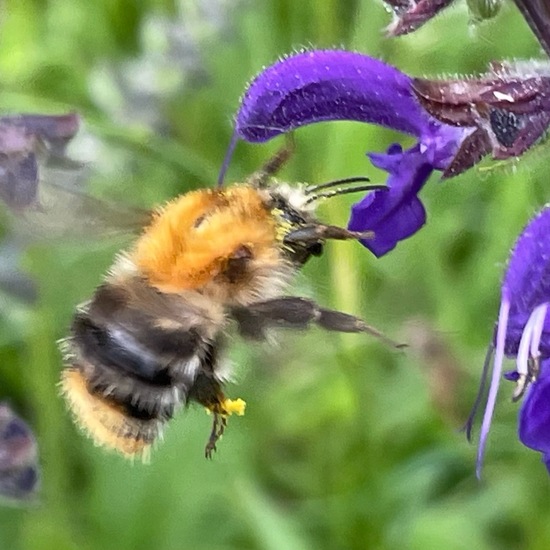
[308,242,323,256]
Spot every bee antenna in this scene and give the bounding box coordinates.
[305,176,371,195]
[304,184,387,205]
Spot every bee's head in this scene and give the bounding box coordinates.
[263,183,325,265]
[264,177,384,266]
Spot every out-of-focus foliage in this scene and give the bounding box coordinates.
[0,1,548,549]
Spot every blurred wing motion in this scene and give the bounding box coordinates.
[0,403,39,503]
[0,112,153,309]
[10,170,153,242]
[513,0,550,56]
[0,112,152,242]
[0,238,38,303]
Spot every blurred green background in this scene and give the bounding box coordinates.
[0,0,549,549]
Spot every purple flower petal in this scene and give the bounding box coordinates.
[504,207,550,313]
[230,50,468,255]
[236,50,432,141]
[348,144,430,256]
[519,360,550,471]
[504,370,520,381]
[0,152,38,209]
[500,207,550,354]
[5,113,79,153]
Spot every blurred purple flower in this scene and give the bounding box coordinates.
[0,403,39,502]
[0,113,79,209]
[230,50,468,256]
[472,207,550,476]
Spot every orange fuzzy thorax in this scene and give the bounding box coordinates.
[132,186,278,292]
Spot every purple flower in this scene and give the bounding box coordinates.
[518,359,550,471]
[0,403,40,501]
[228,50,468,256]
[0,113,80,210]
[472,207,550,476]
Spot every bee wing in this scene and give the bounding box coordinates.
[0,403,40,503]
[5,164,153,243]
[0,170,152,305]
[0,237,38,303]
[0,112,152,243]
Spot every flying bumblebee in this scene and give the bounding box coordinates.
[0,116,401,460]
[58,142,404,460]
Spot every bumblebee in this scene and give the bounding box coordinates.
[59,146,401,460]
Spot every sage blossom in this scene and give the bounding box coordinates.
[228,50,469,256]
[473,207,550,476]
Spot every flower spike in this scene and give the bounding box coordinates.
[475,207,550,476]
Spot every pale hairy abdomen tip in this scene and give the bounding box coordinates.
[60,368,157,461]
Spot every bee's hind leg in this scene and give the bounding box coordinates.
[204,412,227,459]
[190,373,246,459]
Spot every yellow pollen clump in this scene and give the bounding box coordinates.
[221,398,246,416]
[205,397,247,417]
